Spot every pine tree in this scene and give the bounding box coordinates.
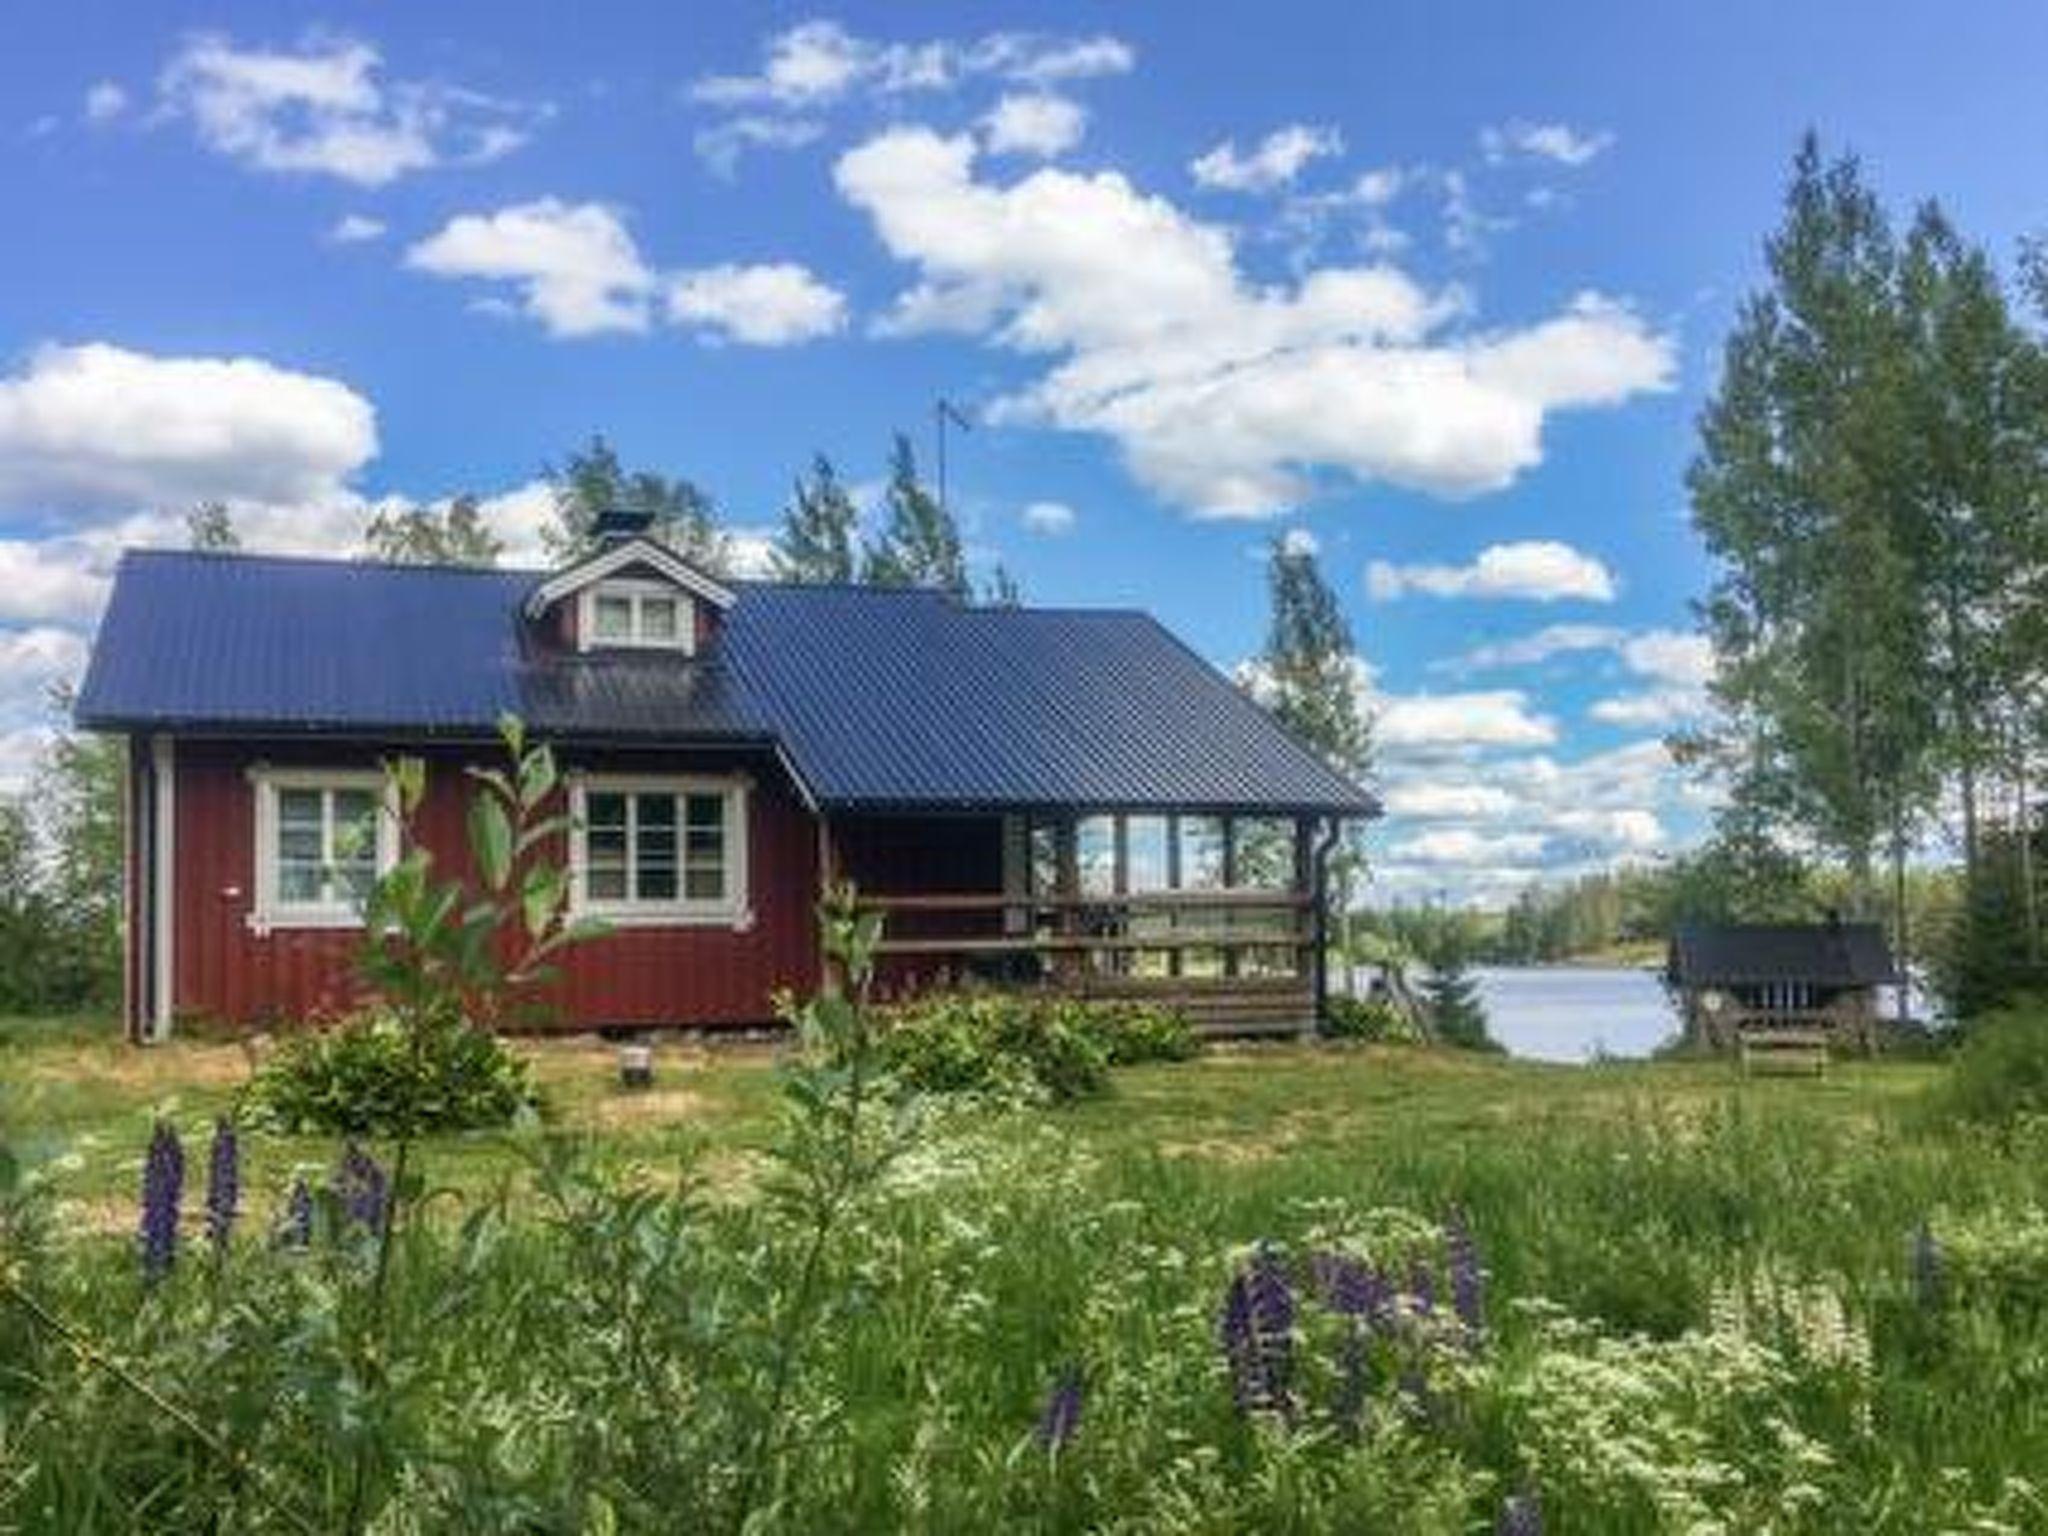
[186,501,239,551]
[365,494,504,567]
[1422,949,1495,1052]
[543,434,726,571]
[863,434,969,598]
[774,453,859,583]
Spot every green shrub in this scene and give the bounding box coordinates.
[250,1008,541,1135]
[1321,993,1420,1043]
[879,992,1197,1103]
[1087,1000,1200,1065]
[1931,1001,2048,1125]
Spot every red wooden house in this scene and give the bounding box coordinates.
[77,515,1375,1041]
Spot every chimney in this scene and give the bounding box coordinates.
[591,505,654,547]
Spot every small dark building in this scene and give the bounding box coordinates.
[1666,920,1901,1051]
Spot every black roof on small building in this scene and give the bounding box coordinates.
[1667,921,1900,988]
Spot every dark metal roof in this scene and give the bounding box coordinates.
[1667,922,1900,987]
[77,549,1375,816]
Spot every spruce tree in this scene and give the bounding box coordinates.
[774,453,859,583]
[1422,949,1495,1052]
[863,434,969,598]
[543,434,726,571]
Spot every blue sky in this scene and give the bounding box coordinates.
[5,2,2045,902]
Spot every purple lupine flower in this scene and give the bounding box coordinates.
[138,1119,184,1283]
[1220,1245,1295,1416]
[1446,1209,1484,1334]
[335,1143,388,1234]
[1309,1251,1382,1318]
[1035,1366,1084,1450]
[1911,1221,1942,1310]
[1407,1258,1437,1317]
[276,1175,314,1250]
[204,1118,239,1254]
[1497,1490,1543,1535]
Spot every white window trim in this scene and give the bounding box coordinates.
[523,536,735,619]
[247,767,400,933]
[569,772,752,929]
[576,578,697,655]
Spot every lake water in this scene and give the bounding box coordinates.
[1469,966,1678,1062]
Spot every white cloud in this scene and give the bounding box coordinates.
[84,81,128,124]
[693,115,825,176]
[693,22,1133,109]
[1392,827,1549,866]
[159,32,538,186]
[665,263,847,345]
[407,199,654,336]
[0,544,110,625]
[723,525,783,579]
[1367,540,1616,603]
[1381,782,1518,820]
[0,342,377,513]
[409,201,847,346]
[1450,623,1626,671]
[0,627,90,700]
[1376,690,1556,750]
[1190,123,1342,193]
[328,213,386,243]
[1620,629,1713,688]
[982,93,1085,157]
[1020,499,1075,535]
[1481,120,1613,167]
[1588,688,1704,728]
[835,128,1673,516]
[1279,526,1318,557]
[1352,166,1405,206]
[1550,807,1664,852]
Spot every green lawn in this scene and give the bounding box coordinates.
[2,1015,1936,1221]
[7,1018,2047,1531]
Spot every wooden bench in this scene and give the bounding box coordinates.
[1737,1027,1830,1077]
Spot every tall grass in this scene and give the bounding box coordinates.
[5,1059,2047,1531]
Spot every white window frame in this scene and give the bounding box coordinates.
[248,767,400,932]
[576,578,697,654]
[569,772,752,928]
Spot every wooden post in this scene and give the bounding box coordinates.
[1221,816,1240,981]
[1056,816,1081,986]
[817,815,841,998]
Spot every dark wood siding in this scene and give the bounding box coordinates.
[832,812,1006,997]
[164,738,819,1032]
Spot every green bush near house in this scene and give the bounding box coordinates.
[879,992,1198,1103]
[249,1007,542,1135]
[1320,992,1421,1043]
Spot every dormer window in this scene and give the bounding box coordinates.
[524,519,737,657]
[585,581,690,651]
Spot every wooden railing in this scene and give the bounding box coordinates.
[855,889,1318,1033]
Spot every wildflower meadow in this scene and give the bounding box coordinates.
[3,729,2046,1530]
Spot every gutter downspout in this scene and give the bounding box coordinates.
[1309,816,1342,1036]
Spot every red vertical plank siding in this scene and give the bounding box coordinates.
[168,739,819,1031]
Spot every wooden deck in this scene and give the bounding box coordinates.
[858,890,1318,1037]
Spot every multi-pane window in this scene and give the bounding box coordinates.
[575,779,745,920]
[254,773,394,926]
[583,583,692,651]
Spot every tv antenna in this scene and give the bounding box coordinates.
[933,396,973,516]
